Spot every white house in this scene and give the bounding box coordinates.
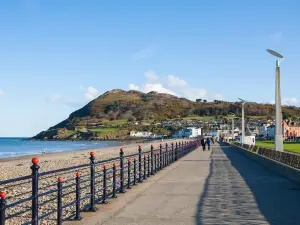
[130,131,152,138]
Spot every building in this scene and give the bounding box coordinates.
[173,127,201,138]
[259,124,269,138]
[283,121,300,139]
[130,131,152,138]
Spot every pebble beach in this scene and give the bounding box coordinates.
[0,139,185,225]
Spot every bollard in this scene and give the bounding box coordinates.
[133,158,137,185]
[127,159,131,189]
[119,148,126,193]
[0,192,6,225]
[138,146,143,183]
[102,165,108,204]
[74,172,83,220]
[150,145,154,175]
[31,157,40,225]
[159,144,163,170]
[147,155,150,177]
[57,177,63,225]
[88,152,97,211]
[112,163,117,198]
[171,143,174,163]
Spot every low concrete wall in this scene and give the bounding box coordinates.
[232,144,300,185]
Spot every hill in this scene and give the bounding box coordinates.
[32,89,300,140]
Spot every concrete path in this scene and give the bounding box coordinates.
[66,144,300,225]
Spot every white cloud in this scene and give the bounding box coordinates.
[0,89,4,97]
[143,84,176,95]
[145,70,158,83]
[128,84,140,91]
[269,98,299,106]
[166,75,188,88]
[80,86,99,101]
[128,71,223,101]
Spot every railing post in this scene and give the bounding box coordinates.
[182,141,184,155]
[102,165,108,204]
[147,155,150,177]
[150,145,154,175]
[138,146,143,183]
[175,142,178,161]
[171,143,174,163]
[31,157,40,225]
[57,177,63,225]
[119,148,126,193]
[74,172,82,220]
[159,144,163,170]
[143,155,147,180]
[88,152,97,211]
[154,153,157,173]
[165,143,168,166]
[127,159,131,189]
[112,163,117,198]
[0,192,6,225]
[133,158,137,185]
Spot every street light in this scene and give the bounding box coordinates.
[266,49,284,152]
[238,98,247,144]
[229,113,235,141]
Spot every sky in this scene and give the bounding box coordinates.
[0,0,300,137]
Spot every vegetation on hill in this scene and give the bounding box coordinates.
[32,89,300,140]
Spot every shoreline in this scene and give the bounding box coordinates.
[0,138,184,181]
[0,138,153,161]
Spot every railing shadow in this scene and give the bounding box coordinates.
[196,144,300,225]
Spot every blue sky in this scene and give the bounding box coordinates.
[0,0,300,137]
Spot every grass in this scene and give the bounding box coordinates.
[182,116,214,121]
[65,131,77,136]
[255,140,300,154]
[89,127,121,133]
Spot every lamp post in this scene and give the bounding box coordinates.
[267,49,284,152]
[238,98,247,144]
[229,113,235,141]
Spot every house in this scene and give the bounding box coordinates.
[283,120,300,139]
[173,127,201,138]
[130,131,152,138]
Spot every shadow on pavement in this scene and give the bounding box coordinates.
[196,144,300,225]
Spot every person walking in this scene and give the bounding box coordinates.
[201,137,206,151]
[206,137,211,150]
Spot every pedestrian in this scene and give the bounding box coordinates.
[201,137,206,151]
[207,137,211,150]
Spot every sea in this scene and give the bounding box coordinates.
[0,138,122,159]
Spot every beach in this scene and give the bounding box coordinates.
[0,139,182,180]
[0,139,186,225]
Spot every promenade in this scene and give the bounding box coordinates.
[67,144,300,225]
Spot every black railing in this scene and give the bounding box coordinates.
[0,140,199,225]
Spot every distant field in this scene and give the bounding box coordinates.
[255,140,300,154]
[89,127,121,133]
[182,116,214,121]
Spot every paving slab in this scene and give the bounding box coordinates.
[65,144,300,225]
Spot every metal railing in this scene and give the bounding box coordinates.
[0,140,199,225]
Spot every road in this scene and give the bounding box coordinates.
[66,144,300,225]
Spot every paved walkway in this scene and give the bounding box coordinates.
[67,144,300,225]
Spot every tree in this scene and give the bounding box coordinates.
[203,99,207,103]
[127,116,136,122]
[196,99,202,102]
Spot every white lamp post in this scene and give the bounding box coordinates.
[238,98,247,144]
[229,113,235,141]
[267,49,284,152]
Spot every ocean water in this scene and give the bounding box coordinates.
[0,138,122,158]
